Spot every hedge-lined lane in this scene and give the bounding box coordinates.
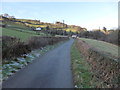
[3,39,74,88]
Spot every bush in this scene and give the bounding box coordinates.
[27,36,69,49]
[106,30,119,45]
[79,30,119,45]
[2,36,31,60]
[2,36,69,61]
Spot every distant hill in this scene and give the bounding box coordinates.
[0,14,87,33]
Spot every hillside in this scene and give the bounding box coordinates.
[1,17,48,41]
[0,14,87,33]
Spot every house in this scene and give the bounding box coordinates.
[33,27,42,35]
[35,27,42,31]
[72,35,77,39]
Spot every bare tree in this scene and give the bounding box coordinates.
[103,27,107,32]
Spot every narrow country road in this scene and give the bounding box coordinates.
[3,39,74,88]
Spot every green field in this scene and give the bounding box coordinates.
[80,38,119,57]
[2,28,40,41]
[3,21,30,30]
[2,21,47,41]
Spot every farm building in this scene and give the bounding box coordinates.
[35,27,42,31]
[72,35,77,38]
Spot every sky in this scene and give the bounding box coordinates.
[1,2,118,30]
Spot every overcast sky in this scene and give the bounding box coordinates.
[1,2,118,30]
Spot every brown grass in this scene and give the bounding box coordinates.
[76,38,120,88]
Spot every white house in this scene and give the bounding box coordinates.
[72,35,77,38]
[35,27,42,31]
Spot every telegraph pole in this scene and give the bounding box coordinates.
[63,20,64,35]
[63,20,64,29]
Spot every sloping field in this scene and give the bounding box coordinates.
[2,28,39,41]
[2,21,47,41]
[3,21,30,30]
[80,38,119,58]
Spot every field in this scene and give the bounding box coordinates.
[2,28,39,41]
[2,21,47,41]
[3,21,30,30]
[80,38,119,57]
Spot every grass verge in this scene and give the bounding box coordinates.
[71,41,95,88]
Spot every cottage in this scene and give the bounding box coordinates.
[72,35,77,39]
[35,27,42,31]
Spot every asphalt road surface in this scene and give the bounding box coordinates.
[3,39,74,88]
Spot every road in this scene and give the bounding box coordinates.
[2,39,74,88]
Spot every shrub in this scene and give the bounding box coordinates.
[27,36,69,49]
[2,36,31,61]
[79,30,119,45]
[2,36,69,61]
[106,30,119,45]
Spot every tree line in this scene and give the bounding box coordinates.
[77,30,119,45]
